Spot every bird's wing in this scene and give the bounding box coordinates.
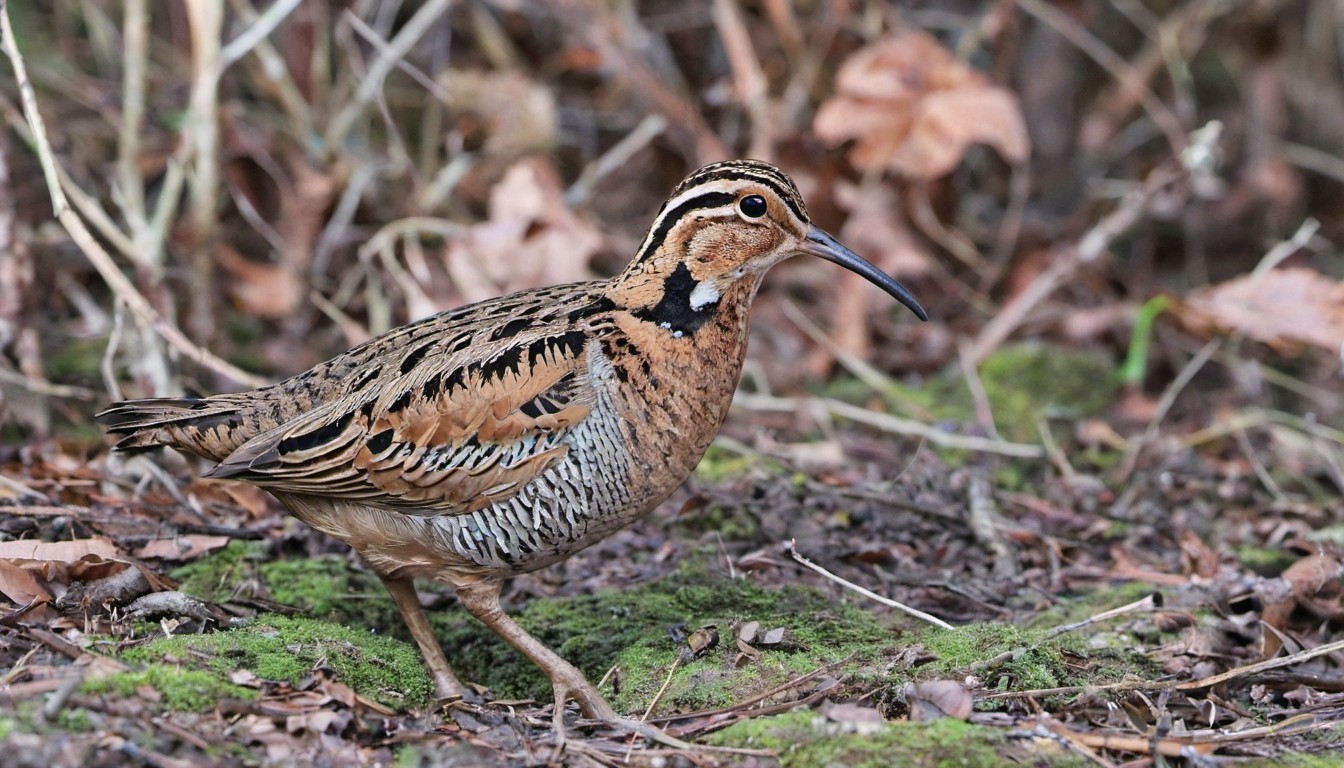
[205,309,612,516]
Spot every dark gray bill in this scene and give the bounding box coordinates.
[804,226,929,321]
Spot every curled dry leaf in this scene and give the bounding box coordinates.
[678,624,720,662]
[1172,267,1344,354]
[0,537,118,561]
[824,702,886,734]
[133,535,231,561]
[216,242,304,320]
[814,30,1030,179]
[1258,548,1344,659]
[905,679,974,721]
[0,557,49,604]
[444,158,602,304]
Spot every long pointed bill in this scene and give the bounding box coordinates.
[804,226,929,321]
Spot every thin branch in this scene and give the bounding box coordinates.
[0,1,267,390]
[787,539,956,630]
[324,0,455,151]
[734,392,1045,458]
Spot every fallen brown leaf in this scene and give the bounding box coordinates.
[1173,267,1344,354]
[134,535,231,561]
[814,30,1029,179]
[905,680,974,721]
[0,557,51,604]
[444,158,601,304]
[0,538,118,561]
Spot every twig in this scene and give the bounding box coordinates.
[1172,635,1344,691]
[780,299,928,417]
[0,1,267,390]
[625,656,681,760]
[0,366,96,400]
[984,635,1344,701]
[733,392,1044,459]
[786,539,955,630]
[219,0,303,67]
[1113,337,1221,485]
[565,114,668,207]
[324,0,454,151]
[1040,593,1159,639]
[969,159,1187,364]
[967,470,1017,580]
[957,338,999,439]
[713,0,772,159]
[1015,0,1187,155]
[1282,140,1344,185]
[1252,217,1320,277]
[115,0,148,249]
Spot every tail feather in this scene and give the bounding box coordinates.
[96,397,246,460]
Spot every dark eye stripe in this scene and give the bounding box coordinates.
[635,191,737,263]
[676,168,808,223]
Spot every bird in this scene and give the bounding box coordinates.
[97,159,927,729]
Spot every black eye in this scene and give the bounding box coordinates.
[739,195,768,218]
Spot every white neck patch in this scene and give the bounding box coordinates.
[688,280,721,311]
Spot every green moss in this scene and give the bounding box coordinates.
[119,615,433,710]
[911,624,1076,691]
[82,665,255,712]
[671,503,759,540]
[1024,582,1159,631]
[169,540,268,603]
[429,571,895,715]
[53,708,92,732]
[694,442,782,482]
[1235,545,1298,575]
[825,343,1117,445]
[708,709,1090,767]
[0,716,15,741]
[44,337,106,381]
[171,543,403,631]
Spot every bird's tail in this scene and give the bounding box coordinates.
[96,397,244,462]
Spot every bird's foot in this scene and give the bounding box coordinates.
[549,677,617,743]
[430,670,484,707]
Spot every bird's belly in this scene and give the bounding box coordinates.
[424,379,658,573]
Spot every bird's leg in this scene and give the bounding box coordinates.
[454,579,618,733]
[379,575,470,701]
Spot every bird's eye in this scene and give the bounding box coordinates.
[739,195,768,218]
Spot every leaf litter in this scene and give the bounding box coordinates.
[2,3,1343,767]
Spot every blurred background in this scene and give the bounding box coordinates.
[1,0,1338,445]
[1,1,1343,761]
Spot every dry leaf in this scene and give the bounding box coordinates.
[444,158,601,304]
[678,624,720,662]
[440,70,557,163]
[1259,548,1344,658]
[216,243,304,320]
[0,557,51,604]
[760,627,786,646]
[0,538,119,561]
[1174,267,1344,354]
[737,620,760,644]
[824,702,886,734]
[134,535,231,561]
[815,30,1029,179]
[905,680,974,721]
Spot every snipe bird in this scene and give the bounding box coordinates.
[98,160,927,726]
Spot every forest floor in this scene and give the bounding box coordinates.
[2,1,1344,766]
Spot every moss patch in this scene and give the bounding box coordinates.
[119,615,433,710]
[169,540,268,603]
[82,666,256,712]
[826,343,1117,446]
[708,709,1089,767]
[428,570,897,715]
